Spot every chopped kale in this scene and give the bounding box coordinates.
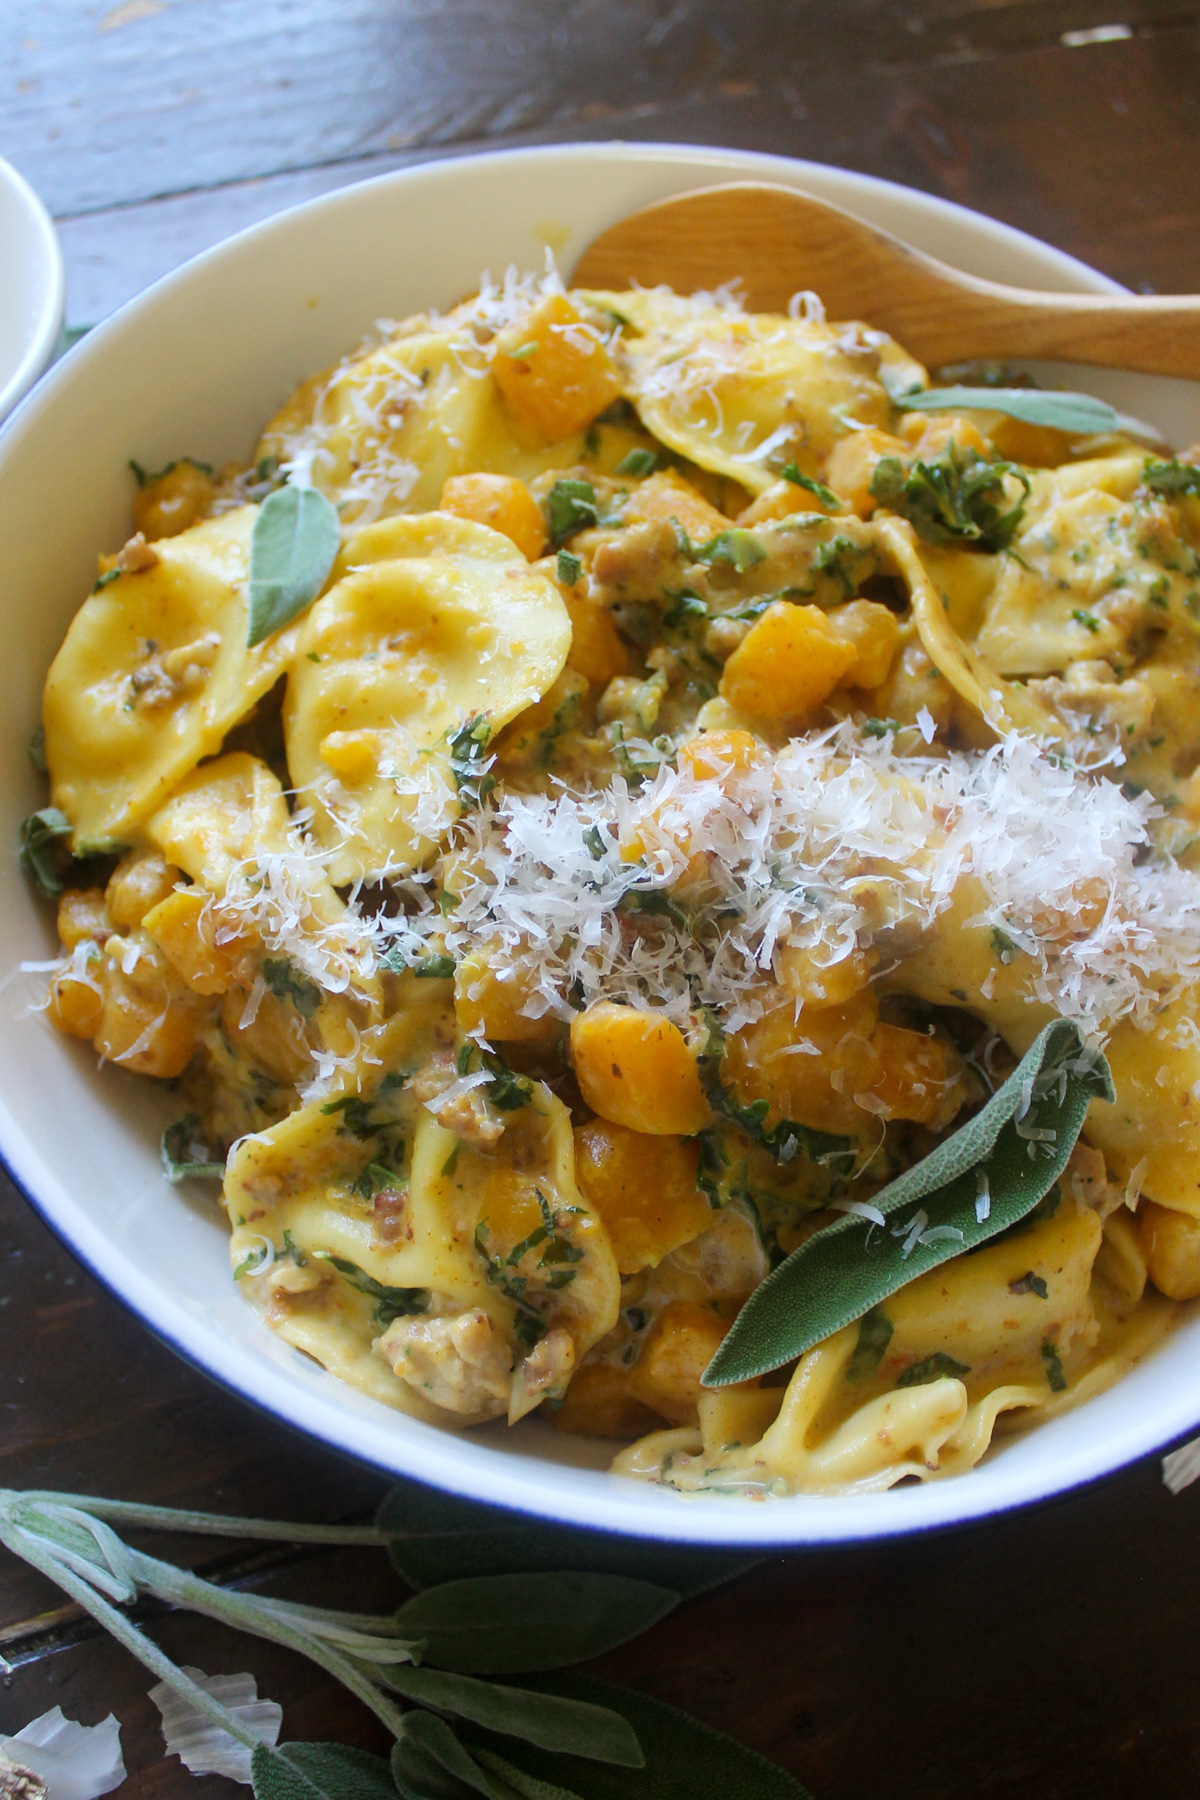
[1142,457,1200,498]
[321,1094,378,1137]
[261,957,321,1018]
[813,533,870,595]
[613,448,658,477]
[314,1252,428,1328]
[1041,1339,1068,1391]
[848,1306,894,1378]
[19,808,74,899]
[780,463,840,509]
[446,712,495,806]
[161,1115,225,1183]
[896,1351,970,1387]
[693,529,767,574]
[413,954,456,979]
[870,442,1030,553]
[546,478,599,544]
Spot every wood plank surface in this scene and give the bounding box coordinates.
[3,4,1200,1796]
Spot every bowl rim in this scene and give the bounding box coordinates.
[0,155,65,423]
[5,138,1194,1548]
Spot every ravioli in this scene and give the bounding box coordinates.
[257,314,599,524]
[591,288,923,495]
[43,507,298,851]
[284,513,571,883]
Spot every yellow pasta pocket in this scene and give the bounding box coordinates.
[42,507,297,851]
[284,513,571,882]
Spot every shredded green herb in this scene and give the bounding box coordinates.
[613,448,658,477]
[870,442,1030,553]
[19,808,74,899]
[780,463,840,509]
[547,478,599,544]
[895,1352,969,1388]
[261,958,320,1018]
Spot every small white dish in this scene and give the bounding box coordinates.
[1,143,1196,1545]
[0,158,64,422]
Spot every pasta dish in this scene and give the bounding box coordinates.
[26,269,1200,1497]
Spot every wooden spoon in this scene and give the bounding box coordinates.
[571,182,1200,379]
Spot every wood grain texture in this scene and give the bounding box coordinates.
[4,5,1200,1796]
[0,5,1197,326]
[574,181,1200,375]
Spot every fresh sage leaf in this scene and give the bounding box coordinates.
[375,1482,754,1597]
[247,484,340,647]
[378,1667,642,1767]
[900,385,1158,440]
[546,480,598,545]
[19,807,74,898]
[704,1018,1114,1386]
[394,1573,679,1674]
[393,1714,498,1800]
[469,1675,814,1800]
[472,1749,586,1800]
[252,1743,397,1800]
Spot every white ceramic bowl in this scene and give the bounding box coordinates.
[0,157,63,422]
[2,144,1197,1546]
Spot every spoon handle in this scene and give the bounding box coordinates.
[878,280,1200,382]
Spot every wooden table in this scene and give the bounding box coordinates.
[4,4,1200,1793]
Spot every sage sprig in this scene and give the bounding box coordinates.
[392,1574,678,1674]
[247,484,341,647]
[0,1484,807,1800]
[705,1019,1114,1386]
[899,385,1159,441]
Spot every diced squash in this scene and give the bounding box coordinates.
[774,944,875,1011]
[868,1022,955,1126]
[105,849,178,930]
[562,590,631,687]
[440,473,546,561]
[571,1002,710,1136]
[719,601,857,725]
[1139,1201,1200,1300]
[627,1300,730,1424]
[572,1121,710,1273]
[57,887,111,951]
[551,1362,661,1438]
[132,459,216,540]
[623,472,729,542]
[825,599,901,690]
[454,943,561,1044]
[95,969,198,1078]
[47,968,104,1039]
[824,428,908,516]
[143,889,243,996]
[493,295,624,443]
[676,729,762,783]
[726,993,880,1137]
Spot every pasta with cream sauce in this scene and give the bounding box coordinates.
[30,269,1200,1499]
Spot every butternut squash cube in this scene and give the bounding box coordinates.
[825,599,901,690]
[563,590,630,688]
[719,601,857,724]
[1139,1202,1200,1300]
[143,889,242,996]
[623,472,729,543]
[571,1002,710,1137]
[628,1300,730,1424]
[552,1362,661,1438]
[573,1121,710,1273]
[440,473,546,561]
[493,295,624,444]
